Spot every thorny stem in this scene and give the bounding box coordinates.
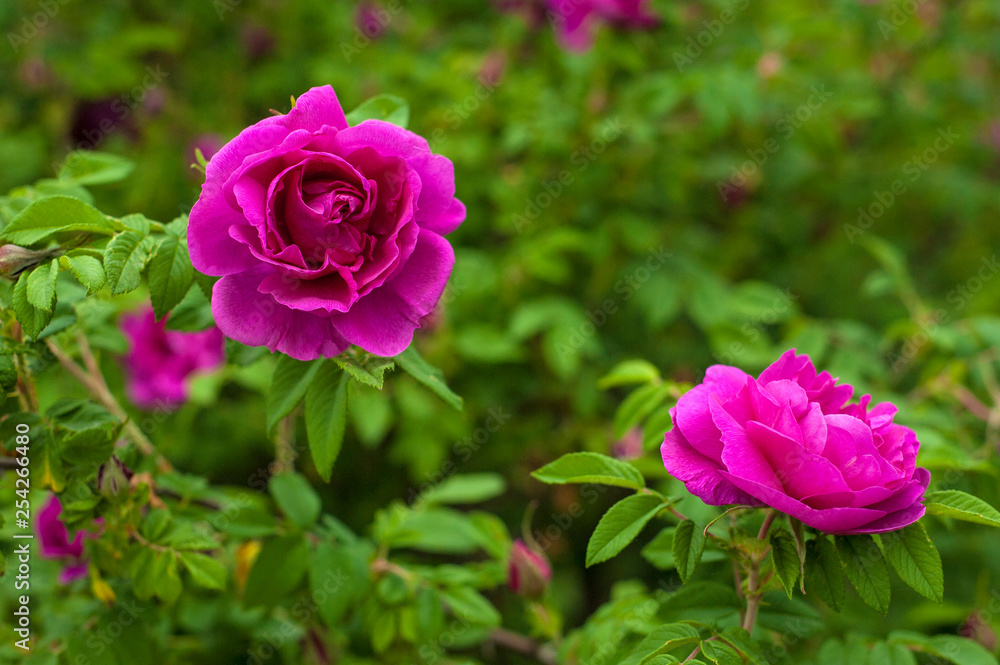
[45,338,172,472]
[742,510,778,633]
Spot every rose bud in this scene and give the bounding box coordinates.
[612,427,643,460]
[97,456,133,498]
[960,612,999,652]
[0,245,57,278]
[507,539,551,598]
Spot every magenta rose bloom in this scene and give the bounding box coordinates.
[545,0,659,52]
[187,85,465,360]
[661,349,930,535]
[38,494,99,584]
[121,307,225,410]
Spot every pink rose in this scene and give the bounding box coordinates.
[121,307,225,410]
[661,349,930,534]
[545,0,659,52]
[188,86,465,359]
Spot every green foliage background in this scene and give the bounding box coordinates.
[2,0,1000,663]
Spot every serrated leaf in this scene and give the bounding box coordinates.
[0,196,115,245]
[104,230,156,295]
[805,534,845,611]
[718,627,768,665]
[618,623,701,665]
[673,519,706,583]
[267,355,322,432]
[345,94,410,128]
[769,530,800,599]
[889,632,996,665]
[180,552,227,590]
[61,255,105,294]
[269,472,322,529]
[837,535,891,614]
[438,586,501,626]
[58,151,134,185]
[25,259,58,311]
[395,346,463,410]
[12,270,54,339]
[924,490,1000,528]
[700,641,743,665]
[532,452,644,489]
[305,364,348,482]
[148,234,194,319]
[597,359,661,389]
[334,353,394,389]
[880,522,943,603]
[586,494,665,566]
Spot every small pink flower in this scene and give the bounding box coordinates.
[37,494,99,584]
[507,539,552,597]
[120,307,225,411]
[545,0,659,53]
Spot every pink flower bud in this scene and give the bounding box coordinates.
[507,539,551,597]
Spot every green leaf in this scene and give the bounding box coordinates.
[0,196,115,245]
[597,359,661,389]
[837,535,891,614]
[868,641,918,665]
[147,234,194,319]
[924,490,1000,528]
[103,230,156,295]
[700,641,743,665]
[804,534,845,611]
[180,552,227,590]
[419,473,507,505]
[267,355,323,432]
[672,519,706,583]
[305,365,348,482]
[438,587,501,626]
[718,627,768,665]
[613,383,671,438]
[394,346,463,410]
[58,151,134,185]
[586,494,665,566]
[243,535,310,608]
[345,94,410,128]
[61,255,105,295]
[371,611,396,654]
[26,259,58,312]
[269,472,322,529]
[163,285,215,332]
[889,632,997,665]
[12,270,54,339]
[769,530,800,599]
[378,508,488,555]
[531,452,644,490]
[311,539,369,626]
[879,522,943,603]
[334,353,394,389]
[619,624,701,665]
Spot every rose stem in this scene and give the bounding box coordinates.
[45,337,173,473]
[742,509,778,633]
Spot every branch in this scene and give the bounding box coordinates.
[45,338,172,472]
[489,628,557,665]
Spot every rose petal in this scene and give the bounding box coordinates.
[660,425,760,506]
